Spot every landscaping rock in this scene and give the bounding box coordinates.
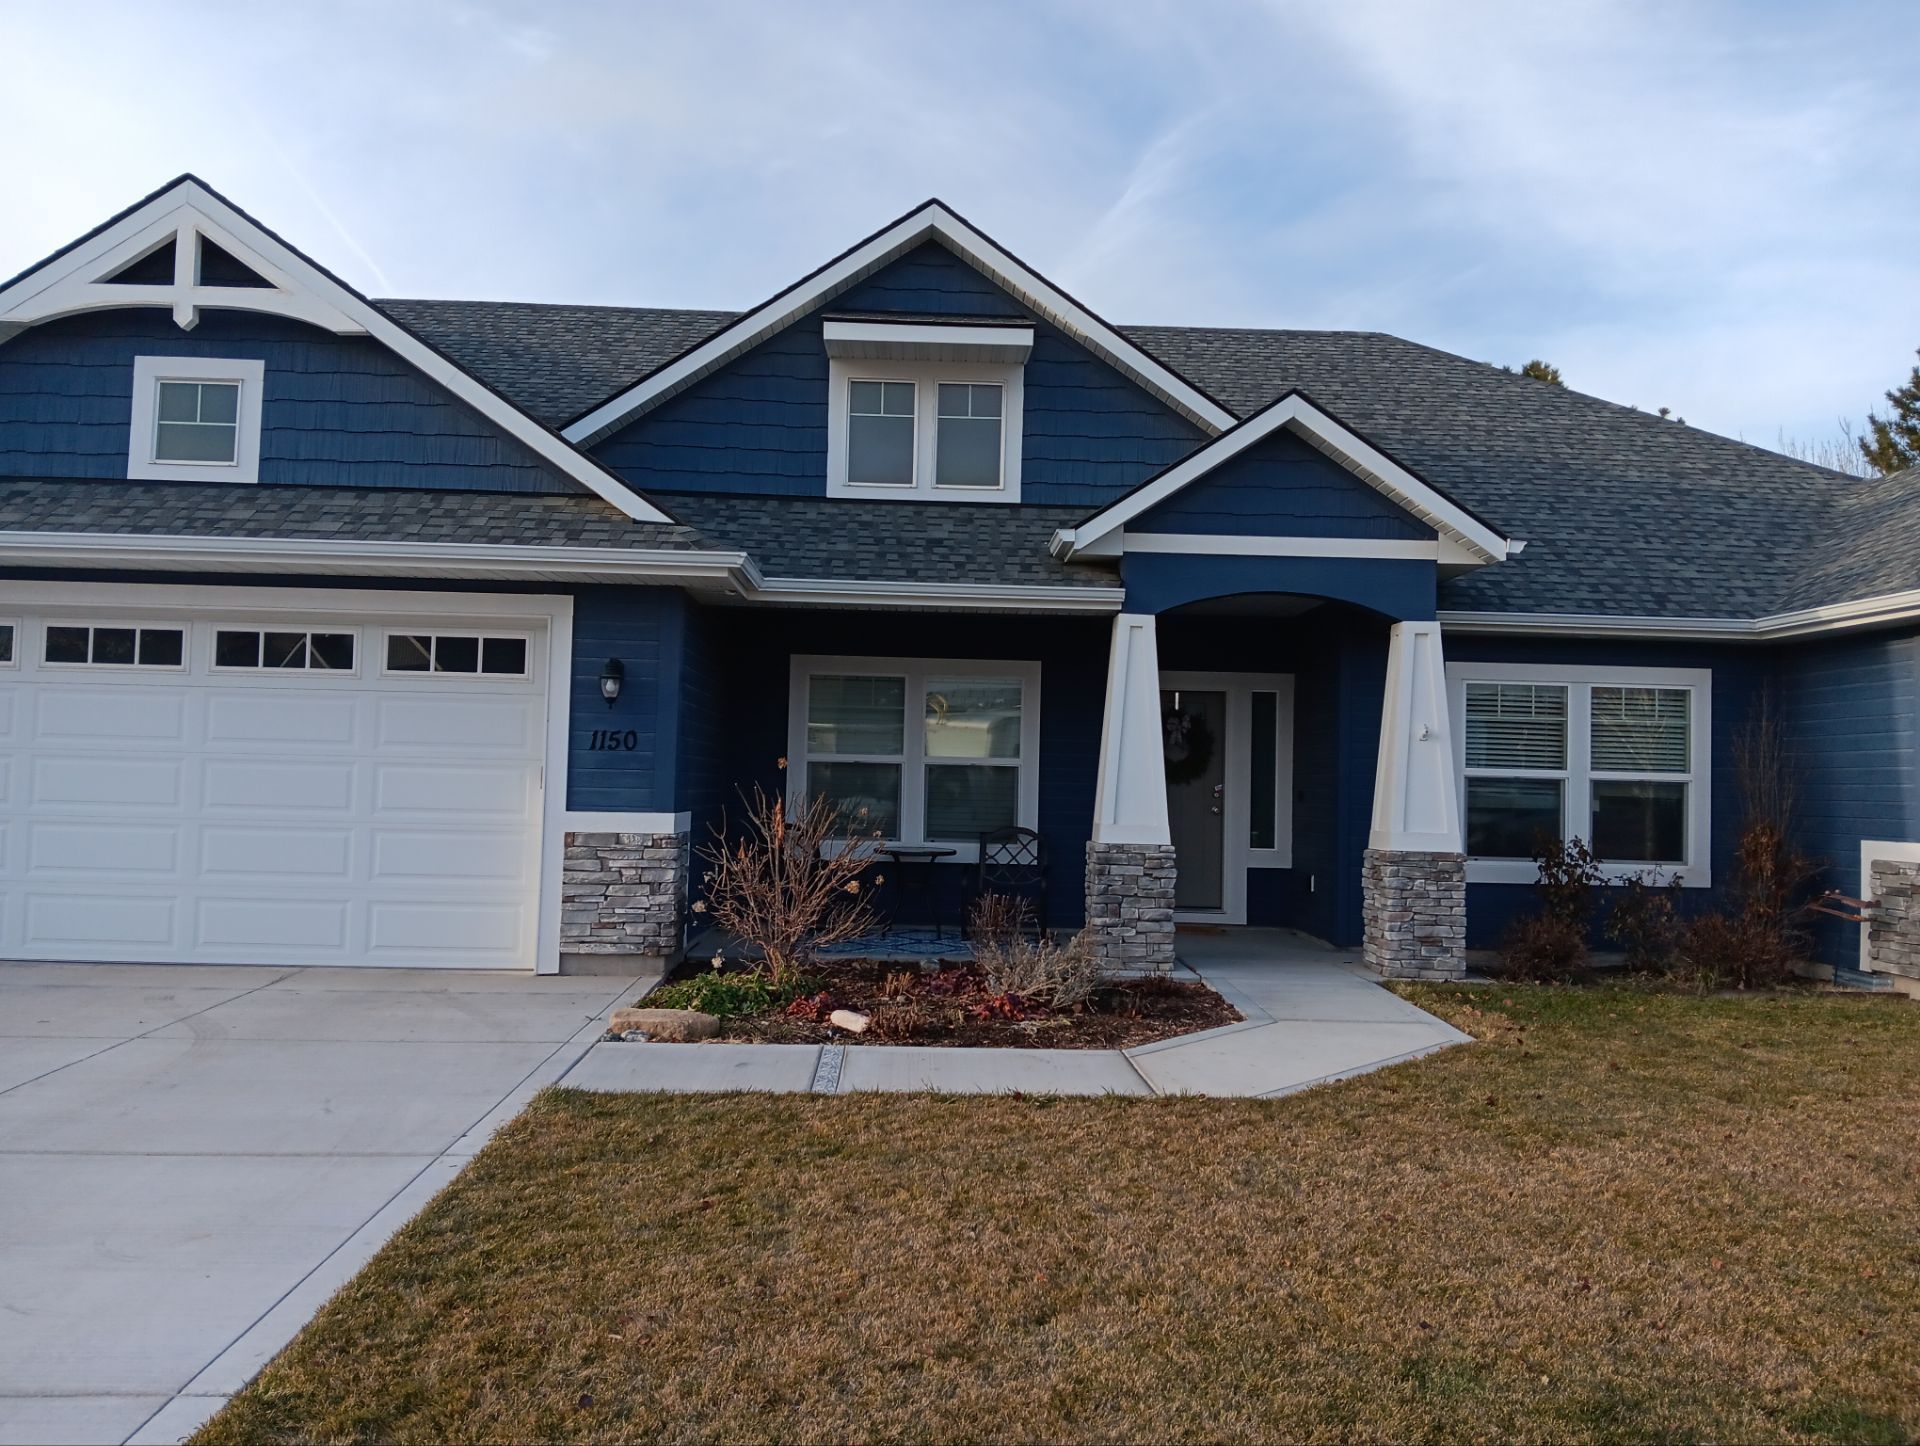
[828,1008,870,1034]
[609,1007,719,1042]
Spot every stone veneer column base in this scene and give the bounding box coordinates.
[1363,848,1467,981]
[1084,840,1177,973]
[1867,858,1920,992]
[561,832,688,971]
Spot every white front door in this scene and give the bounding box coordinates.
[0,592,556,969]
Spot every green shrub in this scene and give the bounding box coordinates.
[646,965,807,1019]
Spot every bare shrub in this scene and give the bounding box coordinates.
[1607,870,1684,973]
[1498,836,1603,982]
[694,776,883,989]
[1681,699,1821,989]
[969,897,1099,1011]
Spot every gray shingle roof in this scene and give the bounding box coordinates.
[376,296,1909,620]
[0,480,1118,593]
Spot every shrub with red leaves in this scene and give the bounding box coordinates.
[969,991,1031,1021]
[783,990,836,1022]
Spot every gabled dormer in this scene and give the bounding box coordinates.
[0,176,669,519]
[569,201,1237,508]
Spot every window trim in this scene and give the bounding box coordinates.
[378,629,535,680]
[0,619,16,669]
[128,355,265,484]
[787,654,1042,864]
[39,620,189,672]
[1446,661,1712,887]
[825,357,1024,502]
[209,625,362,675]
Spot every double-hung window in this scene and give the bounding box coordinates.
[1449,663,1710,884]
[790,656,1040,861]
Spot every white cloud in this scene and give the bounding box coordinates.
[0,0,1913,445]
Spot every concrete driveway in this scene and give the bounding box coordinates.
[0,961,643,1446]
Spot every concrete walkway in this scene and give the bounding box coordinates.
[566,929,1471,1098]
[0,961,648,1446]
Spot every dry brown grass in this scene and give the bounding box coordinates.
[197,985,1920,1445]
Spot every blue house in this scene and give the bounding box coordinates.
[1,175,1915,986]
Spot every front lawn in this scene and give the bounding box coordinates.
[198,986,1920,1444]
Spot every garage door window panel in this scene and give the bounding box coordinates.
[0,622,14,666]
[43,623,186,670]
[214,629,357,672]
[385,632,531,678]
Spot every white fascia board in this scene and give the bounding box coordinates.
[0,178,673,524]
[561,201,1237,446]
[1440,586,1920,642]
[1121,534,1440,560]
[1060,393,1515,564]
[822,318,1033,363]
[0,530,1123,613]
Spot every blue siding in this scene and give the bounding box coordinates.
[590,241,1205,505]
[1776,627,1920,967]
[567,586,681,812]
[0,310,578,493]
[1123,553,1436,621]
[1135,430,1433,540]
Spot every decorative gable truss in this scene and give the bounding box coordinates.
[1050,390,1522,570]
[0,175,672,522]
[561,199,1239,447]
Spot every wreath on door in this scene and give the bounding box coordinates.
[1162,706,1216,786]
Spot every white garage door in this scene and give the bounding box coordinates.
[0,604,550,969]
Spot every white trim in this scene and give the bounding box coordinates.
[1056,392,1517,565]
[0,618,16,668]
[1122,534,1441,560]
[37,619,189,672]
[786,654,1042,864]
[0,578,575,973]
[1860,839,1920,975]
[1092,614,1170,846]
[0,529,1126,612]
[1161,671,1295,925]
[562,200,1236,444]
[0,177,672,522]
[563,810,692,834]
[205,623,364,676]
[127,355,264,483]
[1371,622,1461,853]
[825,358,1025,502]
[1441,588,1920,642]
[1444,659,1713,887]
[376,628,535,681]
[822,318,1033,363]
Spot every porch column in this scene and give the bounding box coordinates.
[1085,613,1177,972]
[1363,621,1467,980]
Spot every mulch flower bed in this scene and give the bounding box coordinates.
[660,958,1240,1050]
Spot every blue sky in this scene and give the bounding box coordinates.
[3,0,1915,452]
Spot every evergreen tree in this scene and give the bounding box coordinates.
[1860,349,1920,475]
[1520,359,1564,386]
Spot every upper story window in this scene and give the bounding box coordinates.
[128,355,265,484]
[823,319,1030,504]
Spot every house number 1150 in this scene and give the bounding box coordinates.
[586,729,639,752]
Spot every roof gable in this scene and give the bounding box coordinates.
[0,176,672,522]
[560,200,1237,447]
[1054,389,1517,565]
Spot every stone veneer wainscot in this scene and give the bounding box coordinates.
[1362,848,1466,981]
[1084,839,1177,972]
[561,831,688,966]
[1868,857,1920,993]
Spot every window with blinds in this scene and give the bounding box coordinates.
[1464,683,1567,770]
[1591,687,1689,773]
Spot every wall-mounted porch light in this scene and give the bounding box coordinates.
[599,657,625,706]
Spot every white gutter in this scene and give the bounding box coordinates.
[1440,586,1920,642]
[0,531,1123,613]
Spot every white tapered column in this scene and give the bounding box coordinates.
[1364,621,1466,978]
[1086,613,1176,971]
